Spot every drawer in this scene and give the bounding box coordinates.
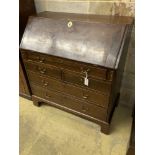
[64,83,109,108]
[21,50,110,81]
[27,71,63,91]
[63,71,111,94]
[31,84,107,121]
[31,83,63,105]
[62,95,107,121]
[22,51,65,69]
[24,61,62,80]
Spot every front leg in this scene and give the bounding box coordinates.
[32,95,41,107]
[100,123,110,134]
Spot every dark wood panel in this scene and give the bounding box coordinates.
[27,71,63,90]
[106,24,133,122]
[24,61,62,80]
[20,13,128,68]
[19,59,31,99]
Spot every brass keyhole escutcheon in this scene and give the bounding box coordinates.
[67,21,73,28]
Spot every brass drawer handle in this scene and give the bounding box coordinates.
[27,58,32,62]
[83,95,88,99]
[44,82,48,86]
[82,106,89,112]
[39,58,45,63]
[45,93,51,98]
[32,56,45,63]
[38,67,46,74]
[40,70,46,74]
[42,80,48,87]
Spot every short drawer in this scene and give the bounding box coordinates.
[63,71,111,94]
[27,71,63,92]
[24,61,62,80]
[21,50,110,81]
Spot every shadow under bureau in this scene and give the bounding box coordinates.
[20,11,133,134]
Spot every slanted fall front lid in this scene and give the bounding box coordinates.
[20,12,128,69]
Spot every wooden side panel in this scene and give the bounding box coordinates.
[19,59,31,99]
[107,24,133,122]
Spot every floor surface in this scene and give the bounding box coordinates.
[19,97,132,155]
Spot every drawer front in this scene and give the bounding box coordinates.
[63,71,111,94]
[24,62,62,80]
[31,84,107,121]
[21,50,109,81]
[27,71,109,108]
[31,83,63,105]
[27,71,63,92]
[62,95,107,121]
[64,83,109,108]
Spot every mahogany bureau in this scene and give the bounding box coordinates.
[20,11,133,134]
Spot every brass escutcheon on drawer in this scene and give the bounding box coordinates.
[67,21,73,28]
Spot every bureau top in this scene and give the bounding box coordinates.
[20,11,133,69]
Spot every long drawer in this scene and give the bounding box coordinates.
[31,83,107,121]
[21,50,113,81]
[27,71,109,108]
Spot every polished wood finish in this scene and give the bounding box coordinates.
[20,16,126,69]
[19,60,31,99]
[24,61,62,80]
[19,0,36,99]
[20,12,133,134]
